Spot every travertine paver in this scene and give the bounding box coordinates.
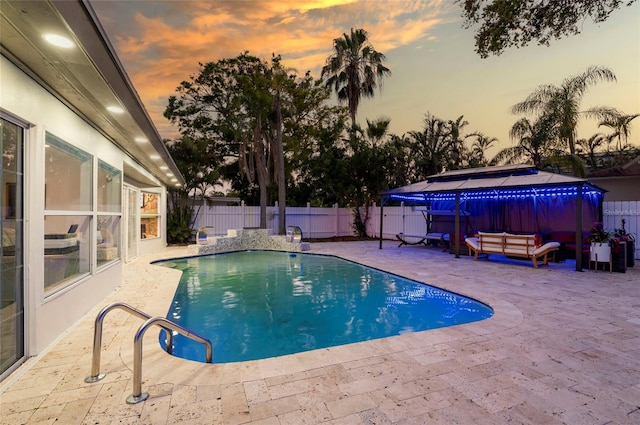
[1,241,639,424]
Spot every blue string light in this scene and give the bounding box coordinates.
[385,185,602,204]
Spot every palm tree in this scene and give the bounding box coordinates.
[365,117,391,145]
[495,116,586,176]
[408,114,453,179]
[447,115,469,169]
[467,132,498,167]
[321,28,391,128]
[576,133,606,170]
[511,66,617,155]
[493,117,558,167]
[268,55,296,234]
[598,112,640,151]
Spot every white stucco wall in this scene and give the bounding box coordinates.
[1,56,167,355]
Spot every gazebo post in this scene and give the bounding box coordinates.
[454,192,461,258]
[576,184,583,271]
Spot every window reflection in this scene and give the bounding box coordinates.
[1,116,24,376]
[97,215,120,266]
[98,160,121,213]
[140,192,159,239]
[45,134,92,211]
[44,215,90,293]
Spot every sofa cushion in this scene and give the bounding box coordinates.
[534,242,560,256]
[465,237,479,251]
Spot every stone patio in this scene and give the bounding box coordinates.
[1,241,639,424]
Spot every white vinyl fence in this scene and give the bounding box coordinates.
[603,200,640,259]
[192,200,640,259]
[193,202,355,239]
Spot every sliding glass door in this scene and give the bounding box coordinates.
[0,117,24,378]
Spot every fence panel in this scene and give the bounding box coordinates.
[337,207,354,236]
[192,203,356,238]
[603,200,639,259]
[306,206,343,238]
[368,204,428,240]
[193,203,261,235]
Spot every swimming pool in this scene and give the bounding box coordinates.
[156,251,493,363]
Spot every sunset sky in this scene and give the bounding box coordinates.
[92,0,640,158]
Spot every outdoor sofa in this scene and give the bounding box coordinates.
[465,232,560,268]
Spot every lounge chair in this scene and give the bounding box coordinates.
[396,232,445,248]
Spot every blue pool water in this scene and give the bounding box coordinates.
[156,251,493,363]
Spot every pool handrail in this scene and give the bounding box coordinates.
[128,316,213,404]
[85,302,171,383]
[84,302,213,404]
[286,225,303,243]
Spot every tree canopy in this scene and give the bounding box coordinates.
[457,0,638,57]
[164,52,348,229]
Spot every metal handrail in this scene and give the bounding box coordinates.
[286,225,303,243]
[84,303,205,384]
[127,317,212,404]
[85,302,171,383]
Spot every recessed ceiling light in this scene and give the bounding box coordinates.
[134,137,148,143]
[43,34,75,48]
[174,183,182,187]
[166,173,174,177]
[159,165,169,170]
[106,106,124,114]
[149,154,161,160]
[171,178,178,182]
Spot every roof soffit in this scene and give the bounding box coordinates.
[0,0,184,187]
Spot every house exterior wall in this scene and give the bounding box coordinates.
[1,55,167,356]
[591,176,640,202]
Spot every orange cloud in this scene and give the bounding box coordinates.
[95,0,450,138]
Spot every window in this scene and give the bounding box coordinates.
[98,160,121,212]
[44,134,93,294]
[140,192,159,239]
[44,135,125,292]
[45,134,92,211]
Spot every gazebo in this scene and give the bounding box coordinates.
[379,164,606,271]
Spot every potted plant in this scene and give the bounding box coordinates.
[590,222,612,264]
[614,219,635,267]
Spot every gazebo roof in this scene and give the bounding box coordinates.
[383,165,605,200]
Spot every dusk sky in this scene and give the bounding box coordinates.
[92,0,640,158]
